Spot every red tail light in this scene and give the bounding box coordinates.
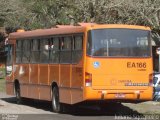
[85,72,92,87]
[149,73,153,86]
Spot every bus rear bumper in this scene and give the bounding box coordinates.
[84,87,153,102]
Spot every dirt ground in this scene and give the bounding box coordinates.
[0,92,54,114]
[124,102,160,114]
[0,92,160,115]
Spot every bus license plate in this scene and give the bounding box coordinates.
[115,93,125,98]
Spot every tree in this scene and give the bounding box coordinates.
[1,0,160,44]
[73,0,160,44]
[0,0,31,29]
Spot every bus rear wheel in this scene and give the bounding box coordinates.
[15,85,21,104]
[52,86,61,113]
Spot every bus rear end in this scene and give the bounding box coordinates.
[84,25,153,102]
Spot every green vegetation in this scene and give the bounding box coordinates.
[0,0,160,43]
[0,0,159,30]
[0,78,5,92]
[0,67,5,92]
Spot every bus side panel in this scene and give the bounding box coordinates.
[39,86,50,101]
[49,65,60,101]
[20,64,30,98]
[49,65,60,85]
[13,65,28,97]
[6,81,14,95]
[59,65,71,104]
[39,64,50,100]
[6,71,14,95]
[71,89,83,104]
[20,84,28,98]
[59,88,71,104]
[71,65,83,104]
[28,64,39,99]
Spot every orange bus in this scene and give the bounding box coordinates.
[6,23,153,112]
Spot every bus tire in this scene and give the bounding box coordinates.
[15,85,21,104]
[52,86,61,113]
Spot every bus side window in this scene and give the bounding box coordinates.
[40,38,49,63]
[60,36,72,63]
[6,44,13,75]
[72,35,83,63]
[22,40,30,63]
[31,39,40,63]
[16,40,22,63]
[6,45,13,66]
[87,31,92,55]
[50,37,59,63]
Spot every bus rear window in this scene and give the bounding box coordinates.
[87,29,151,57]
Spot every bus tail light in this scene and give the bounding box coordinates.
[85,72,92,87]
[149,73,153,86]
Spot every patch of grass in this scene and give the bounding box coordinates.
[0,67,5,92]
[0,78,5,92]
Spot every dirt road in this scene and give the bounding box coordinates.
[0,92,160,120]
[0,92,54,114]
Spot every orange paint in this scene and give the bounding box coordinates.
[6,24,153,104]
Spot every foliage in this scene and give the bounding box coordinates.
[0,0,160,42]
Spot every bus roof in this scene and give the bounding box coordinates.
[85,24,151,31]
[8,24,151,40]
[9,26,85,40]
